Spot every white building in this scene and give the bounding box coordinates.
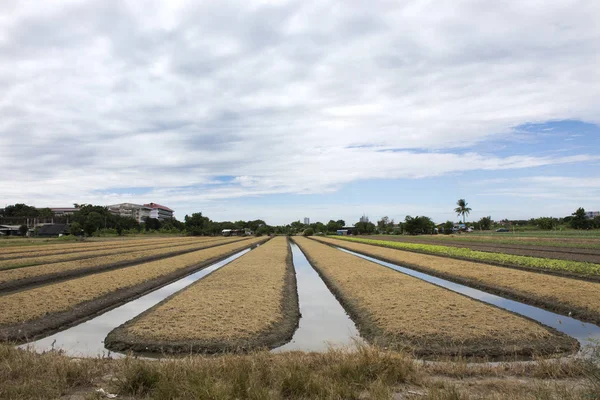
[585,211,600,219]
[107,203,152,223]
[144,203,174,221]
[303,217,310,225]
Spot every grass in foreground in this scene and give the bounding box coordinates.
[1,343,598,400]
[0,238,264,333]
[294,237,576,358]
[315,236,600,325]
[331,236,600,277]
[106,236,298,353]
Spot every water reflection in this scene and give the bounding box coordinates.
[338,248,600,351]
[19,248,252,358]
[274,243,361,352]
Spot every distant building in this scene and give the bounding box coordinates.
[303,217,310,225]
[144,203,174,221]
[49,207,79,216]
[359,215,369,223]
[107,203,152,223]
[37,224,69,237]
[0,225,23,236]
[585,211,600,219]
[337,226,356,236]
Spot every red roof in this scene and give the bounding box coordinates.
[144,203,174,212]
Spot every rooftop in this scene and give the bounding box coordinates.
[144,203,174,212]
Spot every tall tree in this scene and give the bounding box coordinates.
[454,199,472,224]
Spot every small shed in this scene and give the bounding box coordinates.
[37,224,69,237]
[0,225,22,236]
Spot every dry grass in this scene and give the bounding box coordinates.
[0,236,203,261]
[315,236,600,321]
[1,342,597,400]
[122,236,291,342]
[294,237,574,357]
[0,236,195,256]
[0,237,244,286]
[0,237,216,269]
[0,238,264,326]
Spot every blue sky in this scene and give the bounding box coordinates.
[1,2,599,225]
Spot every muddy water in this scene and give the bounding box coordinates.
[338,247,600,352]
[274,243,361,352]
[19,248,253,358]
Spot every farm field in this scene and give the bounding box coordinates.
[413,233,600,249]
[106,236,299,353]
[365,235,600,264]
[293,237,576,358]
[0,236,247,293]
[0,237,266,342]
[315,236,600,326]
[331,236,600,278]
[0,236,194,254]
[0,236,204,260]
[0,237,231,270]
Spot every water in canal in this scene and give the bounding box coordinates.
[20,248,253,358]
[338,247,600,352]
[274,243,361,352]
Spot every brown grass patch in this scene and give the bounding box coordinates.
[0,238,264,327]
[315,236,600,325]
[294,237,576,358]
[0,237,217,269]
[0,237,244,288]
[106,236,299,353]
[0,236,204,261]
[2,342,597,400]
[0,236,196,256]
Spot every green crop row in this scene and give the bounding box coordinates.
[329,236,600,277]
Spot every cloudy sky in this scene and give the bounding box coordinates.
[1,1,599,225]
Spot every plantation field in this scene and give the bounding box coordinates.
[0,237,246,293]
[0,236,204,260]
[0,237,228,270]
[106,237,299,353]
[315,236,600,325]
[425,233,600,249]
[331,236,600,278]
[0,236,193,254]
[364,235,600,264]
[294,237,576,358]
[0,237,265,342]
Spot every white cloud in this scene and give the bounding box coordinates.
[1,0,599,221]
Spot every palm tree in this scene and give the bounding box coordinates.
[454,199,472,224]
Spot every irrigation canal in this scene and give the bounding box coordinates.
[273,243,360,352]
[338,247,600,353]
[17,240,600,358]
[20,248,253,358]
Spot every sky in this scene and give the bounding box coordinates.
[1,0,599,225]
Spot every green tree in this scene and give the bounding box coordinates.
[354,221,376,235]
[570,207,590,230]
[478,216,492,230]
[185,212,211,236]
[442,221,454,234]
[303,228,314,236]
[69,222,83,236]
[454,199,472,224]
[18,225,28,236]
[405,215,435,235]
[536,217,558,230]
